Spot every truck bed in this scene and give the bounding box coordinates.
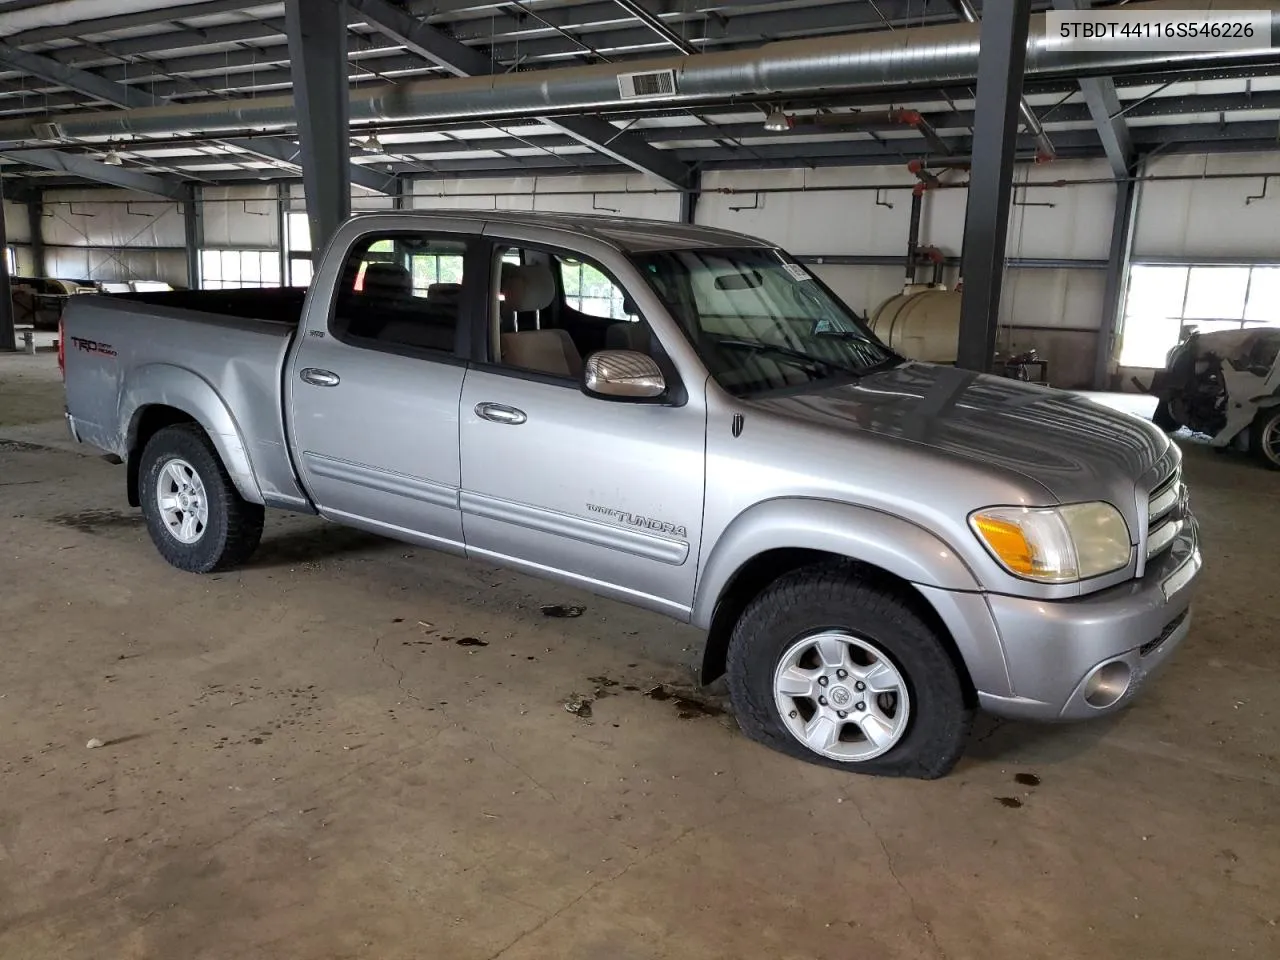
[115,287,308,324]
[63,289,309,508]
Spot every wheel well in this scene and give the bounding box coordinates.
[126,406,199,507]
[699,549,977,705]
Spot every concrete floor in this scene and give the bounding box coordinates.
[2,350,1278,960]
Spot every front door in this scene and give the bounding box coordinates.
[288,227,481,552]
[457,237,706,617]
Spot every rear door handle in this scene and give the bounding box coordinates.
[474,402,527,426]
[300,368,341,388]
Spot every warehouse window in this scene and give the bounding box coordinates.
[200,249,281,290]
[1119,263,1280,368]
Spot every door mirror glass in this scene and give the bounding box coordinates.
[582,350,666,400]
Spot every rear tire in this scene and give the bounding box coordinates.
[725,562,973,779]
[1250,407,1280,470]
[139,424,264,572]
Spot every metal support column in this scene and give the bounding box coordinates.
[26,190,45,277]
[394,176,411,211]
[182,184,203,290]
[1094,167,1142,389]
[276,182,289,286]
[956,0,1033,373]
[0,186,14,352]
[286,0,352,263]
[680,169,702,225]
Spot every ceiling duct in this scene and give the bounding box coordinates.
[1,0,1276,143]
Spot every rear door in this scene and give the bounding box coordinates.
[457,230,707,618]
[287,220,485,552]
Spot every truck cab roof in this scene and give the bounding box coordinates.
[350,209,774,254]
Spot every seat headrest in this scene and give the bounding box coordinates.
[427,282,462,302]
[361,262,412,297]
[500,263,555,313]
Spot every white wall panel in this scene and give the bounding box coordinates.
[1133,151,1280,259]
[699,166,914,256]
[42,188,184,248]
[46,247,186,286]
[3,199,30,243]
[1000,268,1107,331]
[1006,160,1114,261]
[12,245,35,275]
[411,173,680,221]
[202,185,278,248]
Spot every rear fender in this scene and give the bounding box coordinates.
[123,364,264,505]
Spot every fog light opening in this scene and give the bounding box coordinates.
[1084,660,1132,709]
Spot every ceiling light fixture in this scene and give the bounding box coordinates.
[362,132,383,152]
[763,107,793,133]
[102,147,123,166]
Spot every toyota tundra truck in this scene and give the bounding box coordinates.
[61,210,1201,778]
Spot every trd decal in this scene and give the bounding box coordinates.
[69,336,118,359]
[587,503,688,539]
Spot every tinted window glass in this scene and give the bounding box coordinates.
[333,234,468,354]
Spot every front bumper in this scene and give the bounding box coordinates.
[975,515,1202,722]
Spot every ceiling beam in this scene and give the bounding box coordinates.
[1,148,188,197]
[350,0,692,186]
[1052,0,1132,176]
[0,39,393,194]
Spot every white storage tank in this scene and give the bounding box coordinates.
[869,284,963,364]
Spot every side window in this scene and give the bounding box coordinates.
[332,233,468,355]
[489,245,653,382]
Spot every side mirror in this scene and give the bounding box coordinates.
[582,350,666,401]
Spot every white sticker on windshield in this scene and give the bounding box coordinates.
[782,262,812,282]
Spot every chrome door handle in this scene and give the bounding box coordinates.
[474,402,527,426]
[300,368,341,387]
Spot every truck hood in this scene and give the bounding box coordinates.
[747,362,1171,504]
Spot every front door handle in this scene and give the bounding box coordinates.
[300,368,341,388]
[474,402,527,426]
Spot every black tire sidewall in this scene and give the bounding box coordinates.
[139,426,235,573]
[1251,408,1280,469]
[726,569,971,779]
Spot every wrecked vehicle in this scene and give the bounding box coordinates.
[61,210,1200,780]
[1148,327,1280,469]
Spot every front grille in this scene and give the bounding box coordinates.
[1145,468,1183,562]
[1141,610,1188,657]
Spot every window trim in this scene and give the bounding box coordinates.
[469,236,686,405]
[323,228,485,363]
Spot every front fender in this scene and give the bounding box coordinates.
[691,498,980,629]
[122,363,264,505]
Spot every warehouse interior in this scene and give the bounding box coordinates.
[1,0,1279,957]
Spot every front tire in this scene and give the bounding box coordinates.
[725,563,973,779]
[139,424,264,572]
[1249,407,1280,470]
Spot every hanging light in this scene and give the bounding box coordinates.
[102,147,123,166]
[361,132,383,152]
[763,107,792,133]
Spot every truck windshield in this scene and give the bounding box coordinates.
[629,248,899,396]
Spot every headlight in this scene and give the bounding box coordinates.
[969,502,1132,583]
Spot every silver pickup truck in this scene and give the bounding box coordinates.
[62,211,1201,779]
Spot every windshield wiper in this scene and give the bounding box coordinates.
[812,331,906,371]
[716,338,862,378]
